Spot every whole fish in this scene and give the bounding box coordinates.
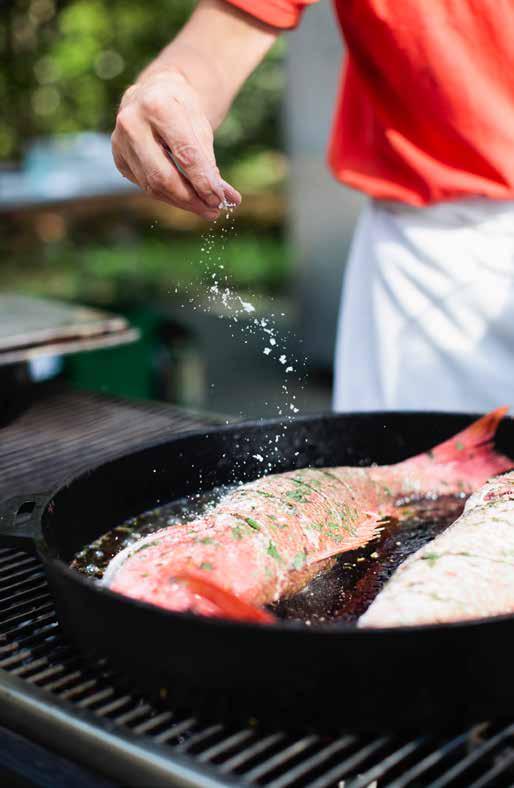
[104,409,512,623]
[359,466,514,628]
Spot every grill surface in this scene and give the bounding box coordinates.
[1,385,514,787]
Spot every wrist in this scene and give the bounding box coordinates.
[135,46,232,129]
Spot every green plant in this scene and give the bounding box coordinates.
[1,0,285,164]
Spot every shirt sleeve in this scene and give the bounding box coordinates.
[225,0,318,30]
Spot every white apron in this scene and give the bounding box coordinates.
[333,197,514,413]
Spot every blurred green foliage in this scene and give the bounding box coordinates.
[1,231,290,303]
[1,0,285,164]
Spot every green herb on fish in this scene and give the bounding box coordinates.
[286,489,309,503]
[421,552,441,567]
[132,540,158,554]
[455,441,464,451]
[267,541,283,562]
[231,526,244,540]
[292,551,307,570]
[199,562,213,571]
[245,517,262,531]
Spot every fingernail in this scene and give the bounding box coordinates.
[221,180,242,206]
[204,210,220,221]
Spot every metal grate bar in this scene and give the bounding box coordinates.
[0,580,49,607]
[11,655,56,678]
[196,730,256,763]
[77,686,116,709]
[132,710,174,736]
[0,556,40,575]
[28,647,78,688]
[2,596,55,619]
[0,551,30,568]
[266,736,356,788]
[114,704,155,727]
[387,731,470,788]
[177,724,226,753]
[154,717,198,744]
[94,694,135,718]
[0,571,47,598]
[0,565,45,586]
[0,606,56,635]
[218,733,287,774]
[429,724,514,788]
[347,738,428,787]
[243,736,320,782]
[304,738,391,788]
[467,748,514,788]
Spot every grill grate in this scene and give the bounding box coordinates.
[2,387,514,786]
[2,546,514,787]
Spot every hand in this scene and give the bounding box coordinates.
[111,69,241,220]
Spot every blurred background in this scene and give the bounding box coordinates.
[1,0,363,418]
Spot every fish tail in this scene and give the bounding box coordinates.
[413,407,512,482]
[174,571,275,624]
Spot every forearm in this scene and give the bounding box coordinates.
[136,0,280,128]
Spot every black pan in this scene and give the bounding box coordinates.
[1,411,513,731]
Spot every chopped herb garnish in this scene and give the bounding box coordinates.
[199,562,213,571]
[198,537,215,545]
[231,526,244,540]
[455,441,464,451]
[286,489,309,503]
[310,522,324,532]
[245,517,261,531]
[292,551,307,570]
[421,552,441,567]
[267,541,283,562]
[133,540,158,554]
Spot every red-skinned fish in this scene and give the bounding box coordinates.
[104,408,512,624]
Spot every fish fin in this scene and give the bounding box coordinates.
[174,571,275,624]
[306,513,384,564]
[414,407,512,480]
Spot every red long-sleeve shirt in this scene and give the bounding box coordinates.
[227,0,514,206]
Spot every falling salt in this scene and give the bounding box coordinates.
[252,454,264,462]
[263,348,271,355]
[285,366,293,373]
[279,355,287,365]
[269,338,276,346]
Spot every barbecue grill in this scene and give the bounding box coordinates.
[2,387,514,787]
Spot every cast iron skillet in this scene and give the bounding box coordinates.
[1,411,513,731]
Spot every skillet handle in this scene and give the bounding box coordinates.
[0,493,49,553]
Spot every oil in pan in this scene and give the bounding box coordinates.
[71,489,465,625]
